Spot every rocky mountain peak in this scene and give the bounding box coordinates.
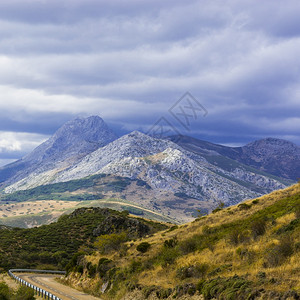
[23,115,117,163]
[243,137,300,157]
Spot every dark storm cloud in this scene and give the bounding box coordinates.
[0,0,299,165]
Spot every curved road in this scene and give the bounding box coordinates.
[16,273,101,300]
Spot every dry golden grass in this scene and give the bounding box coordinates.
[72,183,300,299]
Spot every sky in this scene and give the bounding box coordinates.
[0,0,300,166]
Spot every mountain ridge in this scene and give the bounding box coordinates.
[0,116,297,225]
[168,135,300,181]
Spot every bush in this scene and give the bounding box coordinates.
[238,203,251,210]
[163,238,178,248]
[97,258,115,278]
[158,247,180,267]
[264,235,294,267]
[236,248,255,263]
[94,232,127,254]
[202,225,214,235]
[212,201,225,213]
[168,225,178,232]
[228,229,249,246]
[197,275,252,300]
[128,260,143,274]
[295,204,300,219]
[179,236,199,254]
[136,242,151,253]
[14,286,35,300]
[251,219,266,239]
[176,263,209,280]
[86,262,97,278]
[228,229,240,246]
[0,282,10,300]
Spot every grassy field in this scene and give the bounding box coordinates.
[0,173,197,227]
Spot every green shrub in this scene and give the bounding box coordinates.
[236,247,255,263]
[238,203,251,210]
[212,201,225,213]
[264,235,294,267]
[168,225,178,232]
[0,282,10,300]
[136,242,151,253]
[176,263,209,280]
[202,225,213,235]
[128,260,143,274]
[295,204,300,219]
[276,219,300,234]
[179,236,199,254]
[94,232,127,254]
[197,275,252,300]
[86,262,97,278]
[228,229,249,246]
[251,219,266,239]
[158,247,180,267]
[228,229,240,246]
[163,237,178,248]
[97,258,115,278]
[14,286,35,300]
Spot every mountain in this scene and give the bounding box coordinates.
[0,116,117,191]
[0,116,296,225]
[63,182,300,299]
[0,126,291,224]
[168,135,300,181]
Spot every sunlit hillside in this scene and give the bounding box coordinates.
[64,183,300,299]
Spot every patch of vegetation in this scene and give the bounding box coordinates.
[264,235,294,267]
[197,275,253,300]
[0,207,166,270]
[0,174,147,203]
[94,232,128,254]
[136,242,151,253]
[0,282,34,300]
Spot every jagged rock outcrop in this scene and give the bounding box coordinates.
[93,215,151,238]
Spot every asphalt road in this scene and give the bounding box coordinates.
[16,273,101,300]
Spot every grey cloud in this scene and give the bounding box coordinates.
[0,0,299,163]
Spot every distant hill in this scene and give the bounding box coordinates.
[0,207,167,271]
[168,135,300,181]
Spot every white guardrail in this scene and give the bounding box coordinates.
[8,269,66,300]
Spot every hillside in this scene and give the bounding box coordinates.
[0,173,198,227]
[0,207,167,272]
[62,182,300,299]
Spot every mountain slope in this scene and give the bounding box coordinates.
[64,183,300,300]
[0,116,117,191]
[2,130,289,222]
[0,207,168,270]
[169,135,300,181]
